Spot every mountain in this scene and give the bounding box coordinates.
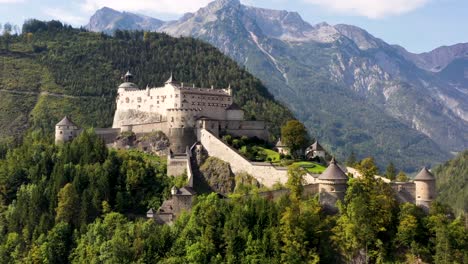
[433,150,468,215]
[0,20,292,148]
[86,0,467,171]
[86,7,164,34]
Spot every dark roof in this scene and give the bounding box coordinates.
[56,116,77,127]
[118,82,138,89]
[318,157,348,180]
[158,199,174,213]
[308,141,325,151]
[226,103,242,110]
[414,167,435,181]
[172,186,196,196]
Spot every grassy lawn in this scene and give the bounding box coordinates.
[293,161,326,174]
[259,147,280,162]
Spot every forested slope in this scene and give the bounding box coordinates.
[433,150,468,215]
[0,20,293,147]
[0,134,465,263]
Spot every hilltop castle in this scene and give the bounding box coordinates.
[55,72,436,223]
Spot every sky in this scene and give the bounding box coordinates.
[0,0,466,53]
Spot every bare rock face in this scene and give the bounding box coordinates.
[137,131,170,155]
[113,131,170,156]
[199,157,236,194]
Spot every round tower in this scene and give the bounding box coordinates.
[318,158,348,210]
[55,116,81,144]
[117,71,139,94]
[414,167,436,212]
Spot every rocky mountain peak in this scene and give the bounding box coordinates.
[207,0,241,11]
[334,24,384,50]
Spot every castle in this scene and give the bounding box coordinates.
[55,72,436,224]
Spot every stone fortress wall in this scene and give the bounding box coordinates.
[197,128,318,188]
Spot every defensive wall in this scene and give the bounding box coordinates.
[197,128,318,188]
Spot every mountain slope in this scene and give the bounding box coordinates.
[86,7,164,34]
[0,20,293,146]
[156,0,463,170]
[433,150,468,215]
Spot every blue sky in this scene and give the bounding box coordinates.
[0,0,466,53]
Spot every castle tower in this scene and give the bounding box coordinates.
[117,71,139,94]
[318,157,348,210]
[414,167,436,212]
[55,116,81,144]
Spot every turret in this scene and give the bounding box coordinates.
[414,167,436,212]
[118,71,139,93]
[55,116,81,144]
[318,157,348,210]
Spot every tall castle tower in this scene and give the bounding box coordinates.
[318,158,348,210]
[414,167,436,212]
[55,116,81,144]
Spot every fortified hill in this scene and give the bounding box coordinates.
[55,72,436,224]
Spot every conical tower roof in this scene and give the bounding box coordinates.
[414,167,435,181]
[310,141,325,151]
[165,72,179,84]
[319,157,348,180]
[56,116,77,127]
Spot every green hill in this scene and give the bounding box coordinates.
[0,20,292,146]
[433,150,468,215]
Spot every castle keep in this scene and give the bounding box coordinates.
[55,72,436,223]
[112,72,267,153]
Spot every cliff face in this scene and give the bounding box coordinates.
[86,0,468,170]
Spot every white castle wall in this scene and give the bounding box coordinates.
[198,129,317,188]
[114,83,234,129]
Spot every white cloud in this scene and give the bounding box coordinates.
[80,0,213,14]
[302,0,429,18]
[43,7,88,25]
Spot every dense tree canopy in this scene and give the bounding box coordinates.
[281,120,309,158]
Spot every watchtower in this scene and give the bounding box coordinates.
[414,167,436,212]
[55,116,81,144]
[318,158,348,210]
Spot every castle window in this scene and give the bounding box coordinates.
[183,94,186,98]
[192,102,195,105]
[157,101,159,104]
[151,96,153,99]
[138,105,141,108]
[228,98,231,101]
[137,97,142,103]
[175,94,179,98]
[157,96,159,99]
[171,117,174,122]
[175,104,177,107]
[60,131,63,134]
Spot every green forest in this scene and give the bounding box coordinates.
[433,150,468,216]
[0,19,292,147]
[0,131,466,263]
